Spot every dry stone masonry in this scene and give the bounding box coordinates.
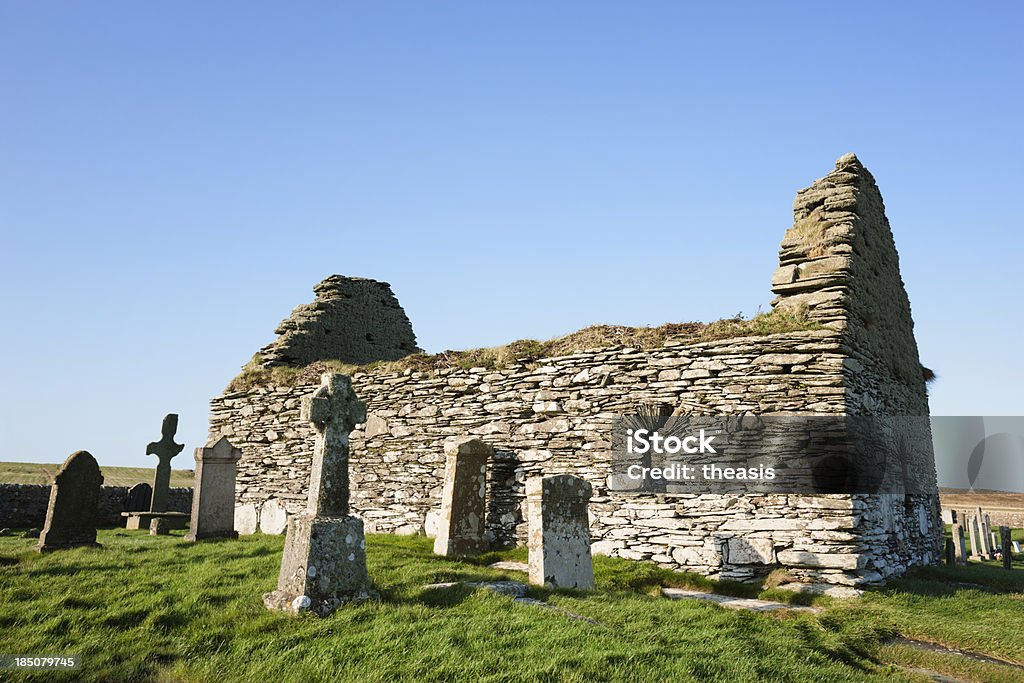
[263,373,375,616]
[185,437,242,542]
[0,483,190,529]
[527,475,594,590]
[433,438,491,557]
[259,275,419,368]
[211,155,943,588]
[37,451,104,553]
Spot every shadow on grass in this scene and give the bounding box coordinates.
[27,563,126,577]
[864,563,1024,598]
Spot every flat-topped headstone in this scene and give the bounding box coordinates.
[37,451,104,553]
[526,474,594,590]
[126,483,152,513]
[148,414,184,513]
[150,518,170,536]
[264,373,375,616]
[433,437,491,557]
[185,437,242,542]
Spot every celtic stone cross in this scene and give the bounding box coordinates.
[301,373,366,517]
[147,413,184,513]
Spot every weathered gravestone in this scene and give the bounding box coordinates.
[943,538,955,565]
[952,523,968,564]
[37,451,104,553]
[1000,527,1012,570]
[263,373,375,615]
[150,518,170,536]
[184,437,242,542]
[976,508,992,559]
[968,515,983,561]
[123,414,189,530]
[526,474,594,590]
[234,503,259,535]
[433,437,491,557]
[149,414,185,513]
[126,483,152,513]
[260,499,289,535]
[1013,541,1021,554]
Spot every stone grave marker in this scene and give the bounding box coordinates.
[952,523,968,564]
[260,499,289,535]
[433,437,492,557]
[968,514,982,561]
[235,503,259,535]
[1012,541,1021,554]
[126,483,152,513]
[526,474,594,590]
[37,451,104,553]
[150,518,170,536]
[943,538,955,565]
[1000,527,1012,570]
[185,437,242,542]
[263,373,375,616]
[124,414,189,530]
[148,414,185,513]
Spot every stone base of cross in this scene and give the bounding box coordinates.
[262,513,376,615]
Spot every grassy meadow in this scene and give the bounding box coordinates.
[0,461,193,488]
[1,530,1022,682]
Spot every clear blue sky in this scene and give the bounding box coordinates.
[2,2,1022,474]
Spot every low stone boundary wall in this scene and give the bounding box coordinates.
[0,483,192,529]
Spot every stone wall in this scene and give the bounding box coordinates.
[0,484,192,529]
[259,275,419,367]
[210,154,942,587]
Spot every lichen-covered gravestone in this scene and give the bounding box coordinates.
[263,373,375,616]
[526,474,594,590]
[37,451,104,553]
[184,437,242,541]
[433,437,491,557]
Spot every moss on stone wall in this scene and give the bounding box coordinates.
[225,309,819,393]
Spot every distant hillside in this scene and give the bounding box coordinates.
[939,487,1024,512]
[0,461,193,488]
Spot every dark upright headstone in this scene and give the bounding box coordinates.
[126,483,152,512]
[37,451,104,553]
[1000,526,1013,570]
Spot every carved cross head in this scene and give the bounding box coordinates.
[301,373,366,435]
[146,413,185,464]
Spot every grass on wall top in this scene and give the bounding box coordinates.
[226,308,821,393]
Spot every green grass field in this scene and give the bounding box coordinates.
[1,531,1022,682]
[0,461,193,488]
